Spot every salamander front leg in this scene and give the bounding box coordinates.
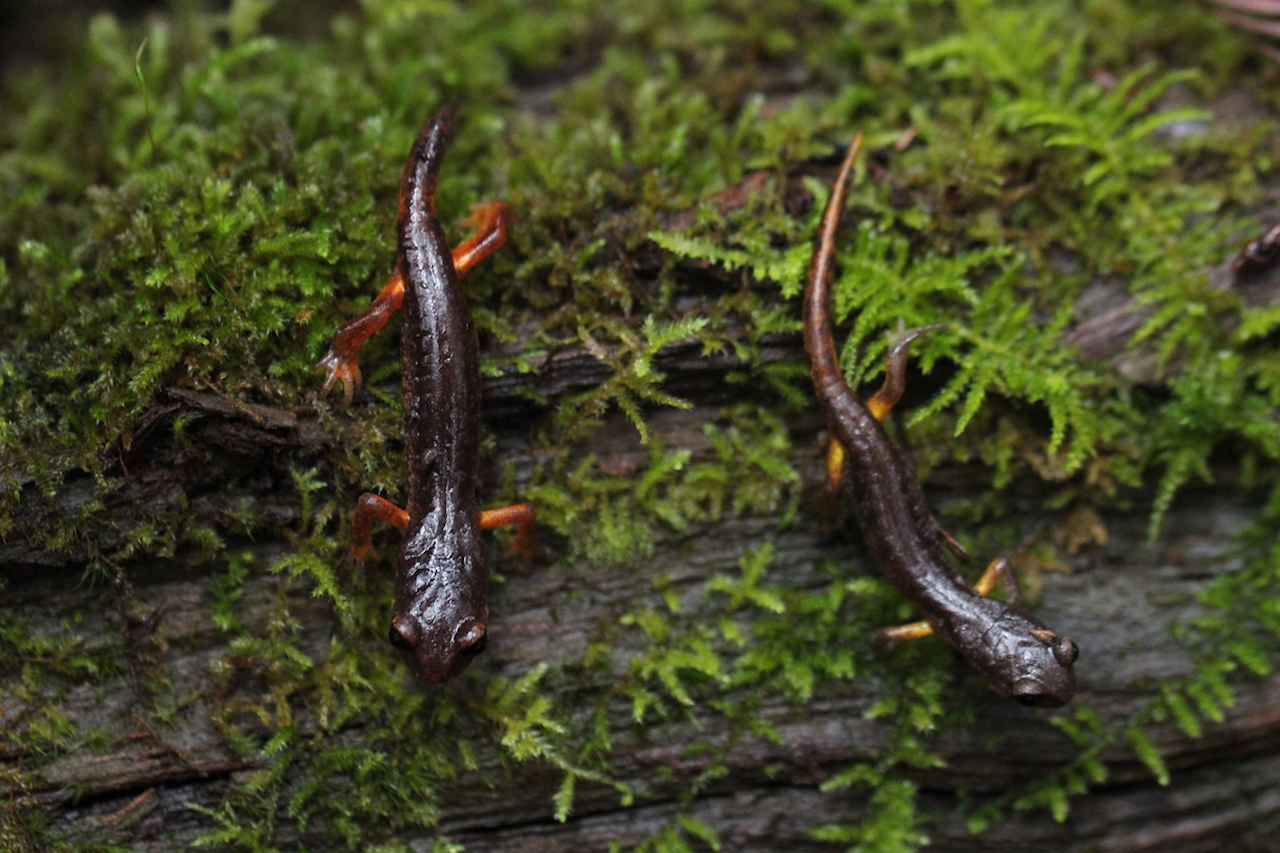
[480,502,538,557]
[871,619,934,656]
[871,558,1018,653]
[349,493,409,563]
[816,438,847,521]
[972,556,1020,603]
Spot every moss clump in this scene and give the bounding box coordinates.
[5,0,1280,851]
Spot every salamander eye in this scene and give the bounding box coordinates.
[388,625,414,651]
[1053,637,1079,666]
[459,632,488,656]
[455,621,488,656]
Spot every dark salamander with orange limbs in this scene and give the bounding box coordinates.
[803,133,1077,707]
[318,102,535,683]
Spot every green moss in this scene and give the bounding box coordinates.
[5,0,1280,850]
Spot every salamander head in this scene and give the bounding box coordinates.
[938,599,1078,707]
[389,543,490,682]
[388,612,488,682]
[994,627,1078,708]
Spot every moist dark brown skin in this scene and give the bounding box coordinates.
[389,102,490,683]
[803,136,1078,707]
[319,103,533,683]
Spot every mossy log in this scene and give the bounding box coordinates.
[5,312,1280,851]
[6,4,1280,849]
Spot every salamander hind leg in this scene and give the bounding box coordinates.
[819,324,952,527]
[866,322,945,421]
[453,201,511,275]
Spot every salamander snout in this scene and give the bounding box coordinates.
[387,614,489,682]
[1006,630,1079,708]
[1011,680,1069,708]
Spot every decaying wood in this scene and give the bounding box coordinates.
[5,294,1280,851]
[6,207,1280,851]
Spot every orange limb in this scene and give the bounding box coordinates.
[479,502,538,557]
[872,558,1018,651]
[317,201,511,403]
[870,619,934,656]
[825,438,845,491]
[319,269,405,403]
[815,437,847,521]
[878,620,935,643]
[820,323,943,513]
[865,323,944,421]
[453,201,511,275]
[972,557,1020,603]
[350,493,409,562]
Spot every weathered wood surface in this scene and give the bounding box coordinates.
[4,315,1280,851]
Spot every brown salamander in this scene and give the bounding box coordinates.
[803,133,1077,707]
[319,102,534,682]
[1232,219,1280,274]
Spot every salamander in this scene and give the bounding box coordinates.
[1232,219,1280,274]
[318,102,534,683]
[803,133,1077,707]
